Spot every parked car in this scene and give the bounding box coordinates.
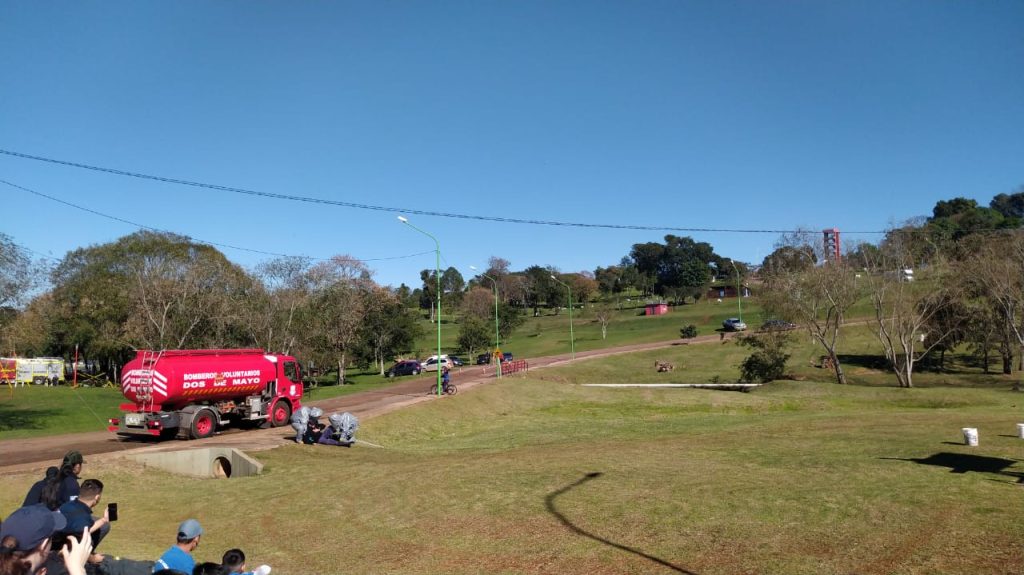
[476,353,491,365]
[449,355,465,367]
[384,360,422,378]
[760,319,797,331]
[500,352,514,362]
[422,355,454,372]
[722,318,748,331]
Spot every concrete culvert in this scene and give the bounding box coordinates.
[131,447,261,479]
[213,456,232,478]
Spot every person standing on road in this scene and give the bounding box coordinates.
[152,519,202,574]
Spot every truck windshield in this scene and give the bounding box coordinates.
[284,361,298,381]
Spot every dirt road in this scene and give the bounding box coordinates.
[0,332,737,474]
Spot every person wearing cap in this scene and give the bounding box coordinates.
[57,451,85,505]
[151,519,202,574]
[21,466,60,508]
[0,504,90,575]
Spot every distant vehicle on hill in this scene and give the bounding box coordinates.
[723,318,747,331]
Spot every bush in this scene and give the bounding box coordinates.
[680,324,698,339]
[737,330,792,383]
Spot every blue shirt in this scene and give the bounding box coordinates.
[153,546,194,574]
[58,499,94,535]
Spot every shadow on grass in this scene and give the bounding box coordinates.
[836,354,889,370]
[0,403,62,432]
[545,472,699,574]
[883,452,1022,482]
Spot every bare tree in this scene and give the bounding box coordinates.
[240,256,313,354]
[123,244,250,350]
[593,302,614,340]
[760,232,860,385]
[460,286,494,320]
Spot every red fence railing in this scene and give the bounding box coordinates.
[496,360,529,376]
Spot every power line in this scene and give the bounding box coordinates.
[0,148,887,234]
[0,178,436,265]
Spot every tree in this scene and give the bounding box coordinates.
[239,256,313,355]
[592,302,615,340]
[460,287,495,321]
[440,266,465,310]
[304,255,372,385]
[761,249,859,385]
[629,243,663,297]
[959,231,1024,386]
[0,232,41,314]
[571,273,599,305]
[355,287,421,374]
[868,260,961,388]
[497,303,524,340]
[418,269,439,322]
[457,315,491,358]
[737,328,792,383]
[990,188,1024,219]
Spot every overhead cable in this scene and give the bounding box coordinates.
[0,148,886,234]
[0,178,435,264]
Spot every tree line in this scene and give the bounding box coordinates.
[759,188,1024,388]
[1,231,421,384]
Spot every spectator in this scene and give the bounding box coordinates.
[58,479,110,561]
[0,504,78,575]
[221,548,270,575]
[152,520,202,574]
[56,451,85,505]
[21,467,59,508]
[192,563,228,575]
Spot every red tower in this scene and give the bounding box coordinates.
[823,228,841,263]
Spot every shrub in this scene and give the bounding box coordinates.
[680,324,698,339]
[737,330,792,383]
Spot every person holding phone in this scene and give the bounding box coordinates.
[57,478,110,564]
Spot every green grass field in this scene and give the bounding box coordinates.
[3,340,1023,574]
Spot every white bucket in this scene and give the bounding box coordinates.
[1017,423,1024,439]
[961,427,979,447]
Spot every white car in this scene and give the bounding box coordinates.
[723,318,747,331]
[422,355,454,372]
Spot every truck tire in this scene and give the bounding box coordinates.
[270,400,291,428]
[190,409,217,440]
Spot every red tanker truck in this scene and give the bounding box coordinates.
[109,349,303,440]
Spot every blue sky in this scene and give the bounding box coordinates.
[2,1,1022,288]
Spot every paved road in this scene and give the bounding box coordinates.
[0,331,740,474]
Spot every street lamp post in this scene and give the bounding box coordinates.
[550,275,575,360]
[398,216,443,396]
[470,265,501,378]
[728,259,743,324]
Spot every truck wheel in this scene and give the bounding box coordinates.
[270,401,291,427]
[190,410,217,440]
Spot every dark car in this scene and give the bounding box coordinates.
[501,352,514,362]
[476,353,491,365]
[760,319,797,331]
[384,360,422,378]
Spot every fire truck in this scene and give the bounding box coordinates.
[109,349,303,440]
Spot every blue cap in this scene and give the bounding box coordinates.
[1,504,68,551]
[177,519,203,539]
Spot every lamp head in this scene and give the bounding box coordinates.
[397,216,408,223]
[470,265,478,271]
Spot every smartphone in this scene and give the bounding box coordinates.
[107,503,118,522]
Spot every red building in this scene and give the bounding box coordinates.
[644,302,669,316]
